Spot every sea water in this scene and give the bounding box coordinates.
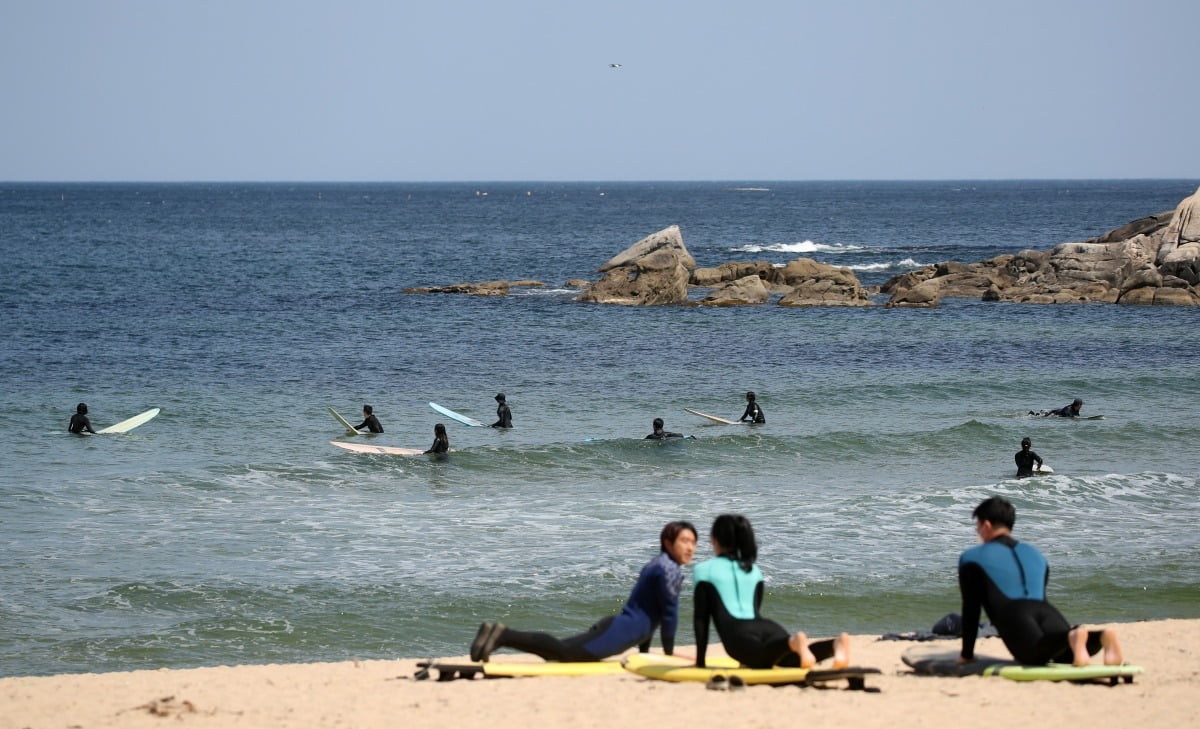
[1,180,1198,677]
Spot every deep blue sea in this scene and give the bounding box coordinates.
[2,180,1198,678]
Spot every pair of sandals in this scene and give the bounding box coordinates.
[706,674,746,691]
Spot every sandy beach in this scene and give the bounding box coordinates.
[2,618,1195,729]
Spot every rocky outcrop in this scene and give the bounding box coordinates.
[691,261,776,288]
[404,280,544,295]
[698,275,771,306]
[776,258,873,307]
[881,185,1200,307]
[576,225,696,305]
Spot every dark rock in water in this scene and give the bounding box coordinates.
[404,280,544,296]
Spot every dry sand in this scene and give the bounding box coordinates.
[2,619,1196,729]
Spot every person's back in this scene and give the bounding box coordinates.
[68,403,96,434]
[645,417,682,440]
[693,555,762,620]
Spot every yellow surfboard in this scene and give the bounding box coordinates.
[622,653,880,688]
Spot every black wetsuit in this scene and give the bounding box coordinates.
[1050,404,1080,418]
[68,413,96,434]
[645,428,683,440]
[958,535,1102,664]
[739,402,765,424]
[425,434,449,454]
[692,556,835,669]
[354,414,383,433]
[492,403,512,429]
[1014,449,1043,478]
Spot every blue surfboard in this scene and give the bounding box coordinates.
[429,402,486,428]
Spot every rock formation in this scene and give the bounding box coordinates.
[698,274,771,306]
[576,225,696,305]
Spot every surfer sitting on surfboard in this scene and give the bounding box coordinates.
[68,402,96,434]
[693,514,850,670]
[424,423,449,456]
[1014,437,1044,478]
[957,496,1124,667]
[645,418,683,440]
[469,521,697,663]
[490,393,512,429]
[739,391,765,424]
[353,404,384,433]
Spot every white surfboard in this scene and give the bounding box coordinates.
[1034,464,1054,474]
[330,441,424,456]
[429,402,486,427]
[96,408,160,434]
[683,407,739,425]
[328,406,360,435]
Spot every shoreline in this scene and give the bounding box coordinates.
[3,618,1195,729]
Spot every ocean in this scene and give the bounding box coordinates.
[1,180,1198,678]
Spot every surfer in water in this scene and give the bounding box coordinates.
[645,417,683,440]
[1014,437,1044,478]
[68,402,96,434]
[424,423,449,456]
[693,514,850,670]
[956,496,1124,667]
[469,521,698,662]
[491,393,512,429]
[1030,398,1084,418]
[739,391,765,424]
[353,404,384,433]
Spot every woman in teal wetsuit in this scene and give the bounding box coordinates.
[692,514,850,669]
[469,521,698,662]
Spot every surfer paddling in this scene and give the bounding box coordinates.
[645,417,684,440]
[68,402,97,434]
[693,514,850,670]
[1030,397,1084,418]
[469,521,698,662]
[353,404,384,433]
[957,496,1124,667]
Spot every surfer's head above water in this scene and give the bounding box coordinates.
[76,403,88,414]
[362,404,373,415]
[495,393,505,403]
[746,391,756,401]
[1021,437,1032,449]
[652,417,664,430]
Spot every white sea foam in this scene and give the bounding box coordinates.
[730,240,864,254]
[846,258,930,272]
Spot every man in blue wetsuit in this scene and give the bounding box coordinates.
[1014,437,1043,478]
[469,521,697,662]
[957,496,1123,667]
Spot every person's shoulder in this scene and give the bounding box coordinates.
[692,559,716,580]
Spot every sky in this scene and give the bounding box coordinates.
[2,0,1197,182]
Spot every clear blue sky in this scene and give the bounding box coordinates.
[3,0,1196,181]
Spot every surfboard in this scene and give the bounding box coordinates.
[622,652,881,689]
[329,441,424,456]
[901,646,1142,684]
[683,408,739,425]
[327,407,360,435]
[429,402,486,428]
[414,653,731,681]
[96,408,160,434]
[1034,464,1054,474]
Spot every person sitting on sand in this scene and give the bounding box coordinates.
[739,391,765,424]
[957,496,1123,667]
[424,423,449,455]
[68,402,96,434]
[1031,398,1084,418]
[645,417,683,440]
[1014,437,1044,478]
[693,513,850,669]
[490,393,512,429]
[353,404,384,433]
[469,521,698,662]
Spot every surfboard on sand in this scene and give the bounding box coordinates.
[330,441,424,456]
[96,408,160,434]
[328,407,360,435]
[414,654,734,681]
[901,645,1142,684]
[429,402,486,428]
[683,408,739,425]
[623,653,881,690]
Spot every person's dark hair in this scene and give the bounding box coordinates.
[363,404,373,414]
[710,513,758,572]
[746,391,756,401]
[495,393,506,402]
[76,403,88,414]
[1072,398,1083,406]
[652,417,664,429]
[1020,437,1031,447]
[434,423,447,437]
[659,520,697,553]
[972,496,1016,530]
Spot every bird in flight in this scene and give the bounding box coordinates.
[609,63,622,68]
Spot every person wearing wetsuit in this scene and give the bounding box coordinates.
[68,403,96,434]
[1014,437,1043,478]
[645,417,683,440]
[424,423,449,455]
[739,391,765,424]
[693,514,849,669]
[1051,398,1084,417]
[958,496,1123,666]
[469,521,697,663]
[353,404,384,433]
[491,393,512,429]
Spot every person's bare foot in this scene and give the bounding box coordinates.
[832,632,851,670]
[789,631,817,668]
[1101,627,1124,666]
[1068,627,1090,666]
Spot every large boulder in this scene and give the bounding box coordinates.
[1156,186,1200,284]
[691,261,775,287]
[884,279,941,308]
[698,275,770,306]
[776,257,873,307]
[577,225,696,305]
[1118,286,1200,306]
